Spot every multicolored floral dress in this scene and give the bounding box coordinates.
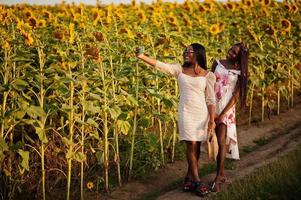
[214,60,240,160]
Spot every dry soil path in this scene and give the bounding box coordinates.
[103,103,301,200]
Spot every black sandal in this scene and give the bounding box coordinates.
[183,177,194,192]
[194,181,210,197]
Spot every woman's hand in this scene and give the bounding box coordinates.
[135,46,144,58]
[208,120,216,133]
[134,47,157,66]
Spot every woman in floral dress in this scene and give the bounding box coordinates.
[211,43,249,192]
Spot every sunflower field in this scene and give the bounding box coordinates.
[0,0,300,199]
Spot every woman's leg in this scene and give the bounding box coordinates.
[213,123,227,191]
[185,141,210,196]
[185,141,201,182]
[196,142,201,163]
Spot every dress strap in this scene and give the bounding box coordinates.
[228,69,241,75]
[216,59,241,75]
[216,59,223,68]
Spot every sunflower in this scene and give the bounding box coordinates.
[53,29,65,41]
[11,14,20,24]
[209,23,222,35]
[262,7,270,16]
[16,20,31,32]
[262,0,271,7]
[204,2,214,12]
[92,9,100,20]
[86,181,94,190]
[3,41,10,50]
[176,24,182,32]
[163,48,169,57]
[155,35,170,46]
[167,2,175,10]
[24,9,32,18]
[218,22,225,30]
[281,19,291,32]
[42,10,51,19]
[93,12,100,26]
[0,10,7,23]
[22,32,34,46]
[93,32,105,42]
[28,17,37,28]
[168,14,177,24]
[119,28,127,34]
[136,32,144,40]
[37,19,46,28]
[78,3,84,16]
[84,46,99,60]
[283,3,291,11]
[183,0,193,12]
[265,26,276,36]
[199,4,206,13]
[291,4,299,13]
[168,15,179,28]
[16,19,24,31]
[244,0,253,7]
[183,16,192,29]
[226,3,236,11]
[114,9,123,20]
[137,9,146,22]
[118,28,135,39]
[151,12,161,27]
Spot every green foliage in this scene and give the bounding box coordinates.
[0,0,300,198]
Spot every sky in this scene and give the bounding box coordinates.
[0,0,187,5]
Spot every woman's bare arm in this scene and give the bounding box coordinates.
[137,54,157,67]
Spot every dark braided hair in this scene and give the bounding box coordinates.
[234,42,249,107]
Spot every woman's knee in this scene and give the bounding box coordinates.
[216,124,227,145]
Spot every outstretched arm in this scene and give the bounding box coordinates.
[137,54,157,67]
[136,47,157,67]
[135,47,182,77]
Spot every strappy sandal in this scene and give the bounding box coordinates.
[194,181,210,197]
[183,177,194,192]
[210,180,222,192]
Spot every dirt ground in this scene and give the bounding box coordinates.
[157,119,301,200]
[95,102,301,200]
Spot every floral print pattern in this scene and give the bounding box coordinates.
[214,72,229,101]
[214,60,240,159]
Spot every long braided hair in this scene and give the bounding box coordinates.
[234,42,249,107]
